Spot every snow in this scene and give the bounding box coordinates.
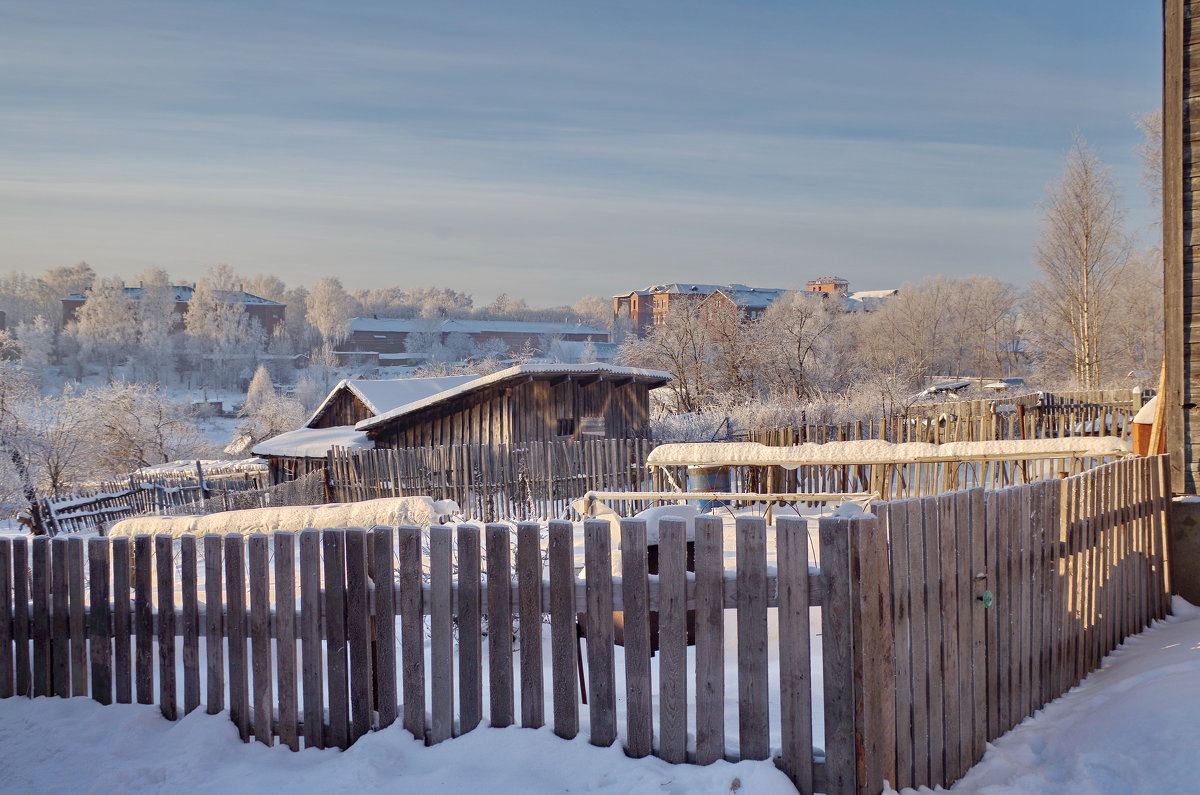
[0,698,794,794]
[307,375,480,425]
[250,425,373,458]
[356,363,673,431]
[888,597,1200,794]
[1133,395,1158,424]
[107,497,461,538]
[136,459,267,476]
[646,437,1130,468]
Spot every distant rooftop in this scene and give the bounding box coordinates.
[65,285,282,306]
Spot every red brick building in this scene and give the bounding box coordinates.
[62,284,285,335]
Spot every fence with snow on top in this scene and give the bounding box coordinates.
[0,454,1171,794]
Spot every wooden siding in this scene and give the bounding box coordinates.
[309,389,373,429]
[1166,0,1199,492]
[368,376,654,449]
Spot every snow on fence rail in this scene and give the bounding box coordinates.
[0,454,1170,794]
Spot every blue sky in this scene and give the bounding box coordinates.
[1,1,1161,305]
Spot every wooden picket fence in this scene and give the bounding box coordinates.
[743,389,1150,447]
[850,453,1172,791]
[325,438,657,521]
[0,454,1171,794]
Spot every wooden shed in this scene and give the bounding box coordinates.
[356,363,671,449]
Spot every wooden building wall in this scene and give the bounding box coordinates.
[310,389,374,429]
[367,376,654,450]
[1165,0,1200,493]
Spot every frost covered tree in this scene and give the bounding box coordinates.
[71,277,138,378]
[1031,137,1130,388]
[305,277,355,346]
[15,316,55,381]
[619,302,711,413]
[755,291,846,401]
[132,268,178,383]
[83,383,212,474]
[235,366,305,449]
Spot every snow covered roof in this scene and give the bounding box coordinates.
[706,287,791,309]
[251,425,373,458]
[617,282,787,299]
[646,437,1130,468]
[65,285,282,306]
[348,317,607,336]
[307,374,481,426]
[356,363,673,432]
[847,289,898,300]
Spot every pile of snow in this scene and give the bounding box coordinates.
[108,497,461,539]
[889,597,1200,794]
[250,425,373,458]
[0,699,794,794]
[1133,395,1158,425]
[647,437,1129,468]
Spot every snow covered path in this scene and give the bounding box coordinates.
[893,597,1200,794]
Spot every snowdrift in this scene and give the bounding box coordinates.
[107,496,461,539]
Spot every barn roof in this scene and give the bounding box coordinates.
[306,374,480,427]
[251,425,373,458]
[355,363,672,432]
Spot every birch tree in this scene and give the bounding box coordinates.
[1032,137,1130,388]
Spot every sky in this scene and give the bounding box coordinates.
[1,1,1162,306]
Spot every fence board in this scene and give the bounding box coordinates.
[323,530,350,750]
[13,537,29,698]
[300,530,325,748]
[180,536,200,716]
[776,515,813,794]
[87,538,111,705]
[156,536,177,721]
[905,498,930,787]
[225,535,249,742]
[620,519,652,759]
[547,520,579,740]
[398,525,425,741]
[134,536,153,705]
[485,523,514,729]
[31,537,49,698]
[937,493,960,782]
[920,497,945,786]
[204,535,225,716]
[694,514,725,767]
[0,540,12,699]
[659,516,689,764]
[249,535,273,745]
[820,516,855,795]
[67,537,87,698]
[51,538,69,698]
[455,525,481,734]
[110,537,129,704]
[429,526,454,744]
[274,533,298,750]
[517,522,544,730]
[372,527,399,733]
[736,516,770,762]
[346,528,373,743]
[968,488,987,765]
[583,519,617,747]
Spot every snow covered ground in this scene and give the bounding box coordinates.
[893,597,1200,794]
[0,698,794,794]
[2,598,1199,793]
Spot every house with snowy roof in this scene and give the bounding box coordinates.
[342,317,609,359]
[62,283,285,335]
[613,283,789,335]
[253,364,671,483]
